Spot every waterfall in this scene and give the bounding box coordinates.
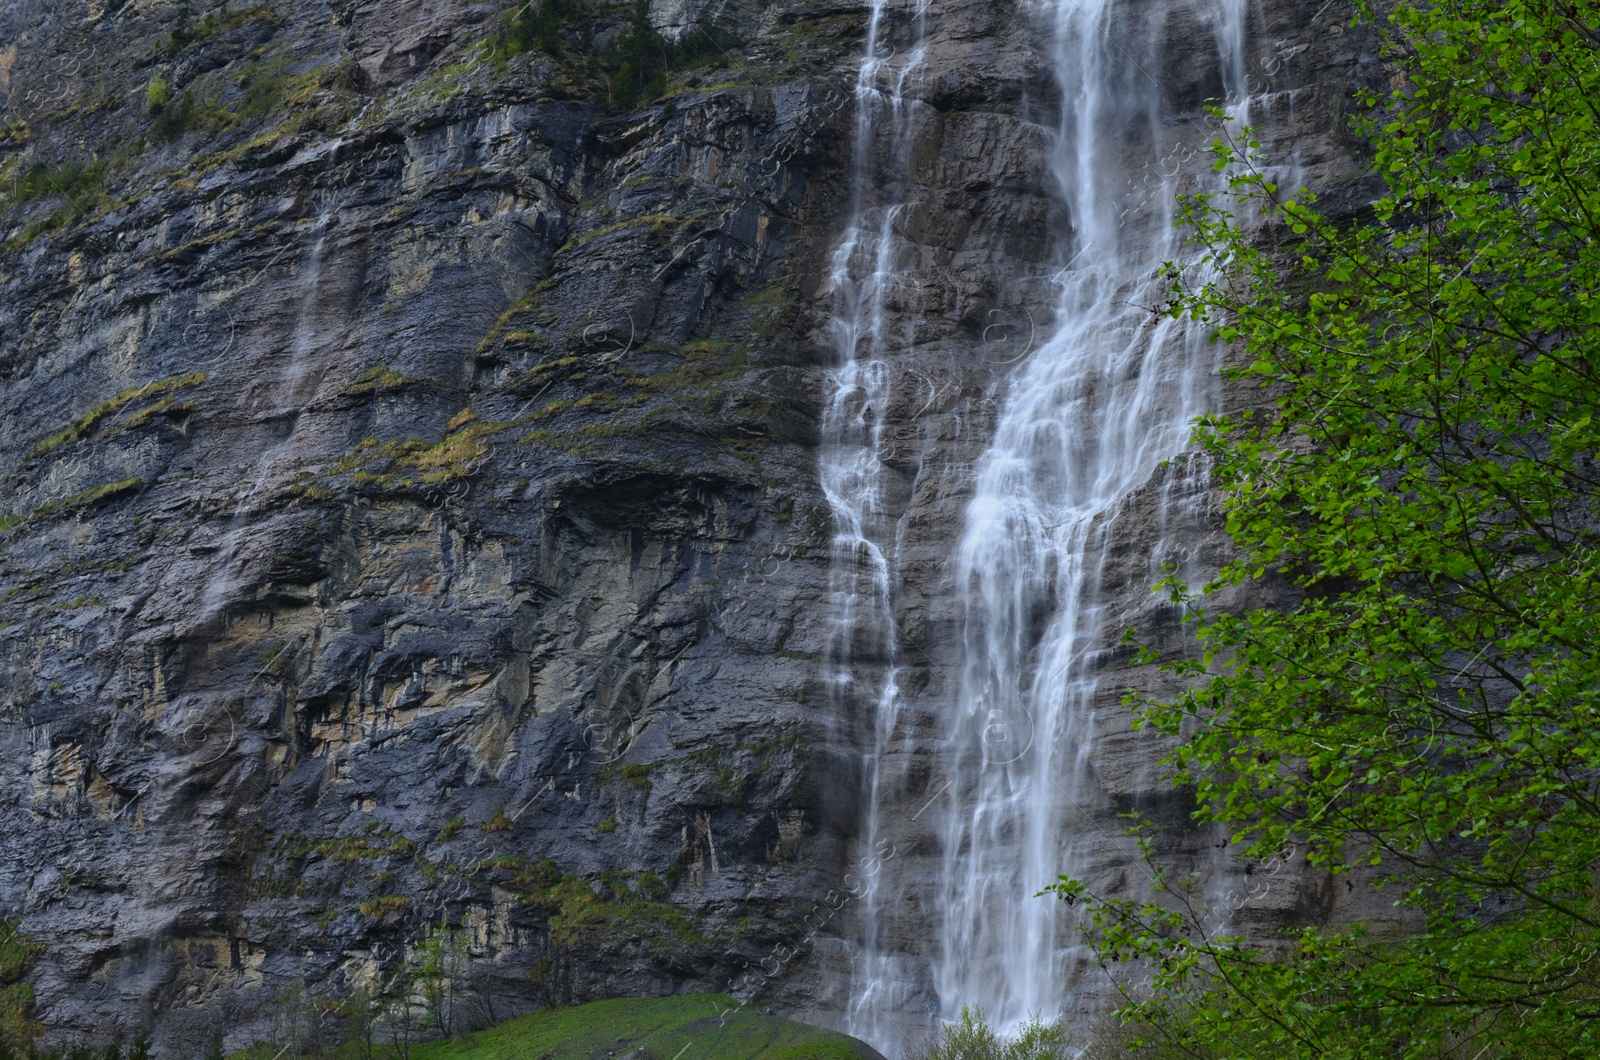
[818,0,930,1048]
[934,0,1250,1033]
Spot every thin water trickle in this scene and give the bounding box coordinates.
[820,0,931,1048]
[933,0,1251,1033]
[197,207,336,624]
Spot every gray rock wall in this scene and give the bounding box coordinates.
[0,0,1390,1049]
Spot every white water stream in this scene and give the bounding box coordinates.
[818,0,930,1046]
[936,0,1249,1033]
[824,0,1255,1050]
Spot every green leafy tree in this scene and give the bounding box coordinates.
[339,983,379,1060]
[411,919,466,1038]
[1055,0,1600,1056]
[372,919,467,1054]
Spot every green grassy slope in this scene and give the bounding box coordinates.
[403,994,882,1060]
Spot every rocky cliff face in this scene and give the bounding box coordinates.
[0,0,1385,1051]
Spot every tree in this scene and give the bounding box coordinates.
[411,919,467,1038]
[608,1,742,108]
[1054,1,1600,1056]
[339,984,379,1060]
[489,0,577,61]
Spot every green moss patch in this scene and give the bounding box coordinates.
[506,861,708,952]
[329,412,509,491]
[0,920,44,1043]
[343,365,420,395]
[27,373,206,461]
[32,477,142,519]
[5,158,107,205]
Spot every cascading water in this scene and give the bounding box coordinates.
[931,0,1251,1035]
[818,0,930,1048]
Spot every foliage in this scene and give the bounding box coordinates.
[915,1007,1073,1060]
[488,0,583,60]
[5,1034,153,1060]
[436,816,466,842]
[150,51,319,141]
[145,74,171,113]
[331,413,506,491]
[0,922,43,1047]
[233,54,301,124]
[357,895,411,919]
[5,160,106,206]
[163,4,282,54]
[609,0,742,108]
[200,993,870,1059]
[1054,0,1600,1056]
[484,0,742,108]
[402,921,467,1040]
[513,863,704,951]
[337,984,379,1060]
[344,366,417,395]
[31,478,143,520]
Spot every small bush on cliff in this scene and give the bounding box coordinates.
[144,73,171,113]
[482,0,742,108]
[1056,0,1600,1057]
[6,160,105,205]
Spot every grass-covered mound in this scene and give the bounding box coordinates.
[394,994,879,1060]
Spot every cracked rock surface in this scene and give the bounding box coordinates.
[0,0,1388,1048]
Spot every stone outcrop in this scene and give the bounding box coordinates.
[0,0,1391,1051]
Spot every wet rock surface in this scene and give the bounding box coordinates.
[0,0,1388,1050]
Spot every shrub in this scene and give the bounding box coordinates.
[145,73,171,113]
[9,159,106,205]
[916,1007,1072,1060]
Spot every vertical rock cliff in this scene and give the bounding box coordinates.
[0,0,1387,1052]
[1,0,878,1046]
